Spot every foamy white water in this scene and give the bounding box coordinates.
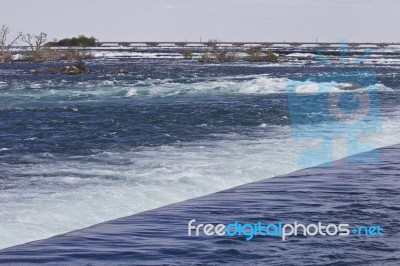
[0,75,393,105]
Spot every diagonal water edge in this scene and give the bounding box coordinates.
[1,143,399,266]
[0,118,399,251]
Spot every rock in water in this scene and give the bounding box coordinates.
[29,69,40,74]
[61,66,81,75]
[48,67,57,74]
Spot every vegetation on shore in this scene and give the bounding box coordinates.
[0,25,21,62]
[2,26,280,67]
[45,35,97,47]
[28,59,88,75]
[182,50,193,59]
[198,48,237,63]
[196,39,237,62]
[20,48,92,63]
[246,46,278,62]
[0,25,93,66]
[197,41,279,63]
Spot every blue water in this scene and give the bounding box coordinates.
[0,47,399,263]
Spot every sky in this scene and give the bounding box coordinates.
[1,0,399,42]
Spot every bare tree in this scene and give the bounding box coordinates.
[0,25,22,50]
[0,25,10,49]
[21,33,34,51]
[0,25,22,62]
[22,32,47,51]
[205,39,219,48]
[35,32,47,50]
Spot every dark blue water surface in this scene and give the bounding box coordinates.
[0,59,398,156]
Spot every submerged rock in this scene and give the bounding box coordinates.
[61,66,81,75]
[48,67,57,74]
[29,69,40,74]
[118,68,128,74]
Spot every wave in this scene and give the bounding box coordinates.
[0,75,393,106]
[124,76,393,98]
[93,51,183,59]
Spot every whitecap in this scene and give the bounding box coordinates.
[125,88,138,97]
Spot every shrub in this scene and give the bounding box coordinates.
[198,55,206,63]
[198,49,237,63]
[246,46,278,62]
[265,51,278,62]
[182,50,193,59]
[214,49,237,62]
[74,60,87,72]
[247,46,263,56]
[23,51,45,63]
[12,48,92,62]
[0,50,13,62]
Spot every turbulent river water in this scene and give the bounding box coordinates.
[0,46,399,250]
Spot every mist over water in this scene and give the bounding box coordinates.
[0,46,399,249]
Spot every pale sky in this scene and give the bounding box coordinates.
[1,0,399,42]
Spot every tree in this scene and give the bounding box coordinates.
[46,36,97,47]
[0,25,9,49]
[22,32,47,51]
[0,25,22,50]
[205,39,219,48]
[0,25,22,62]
